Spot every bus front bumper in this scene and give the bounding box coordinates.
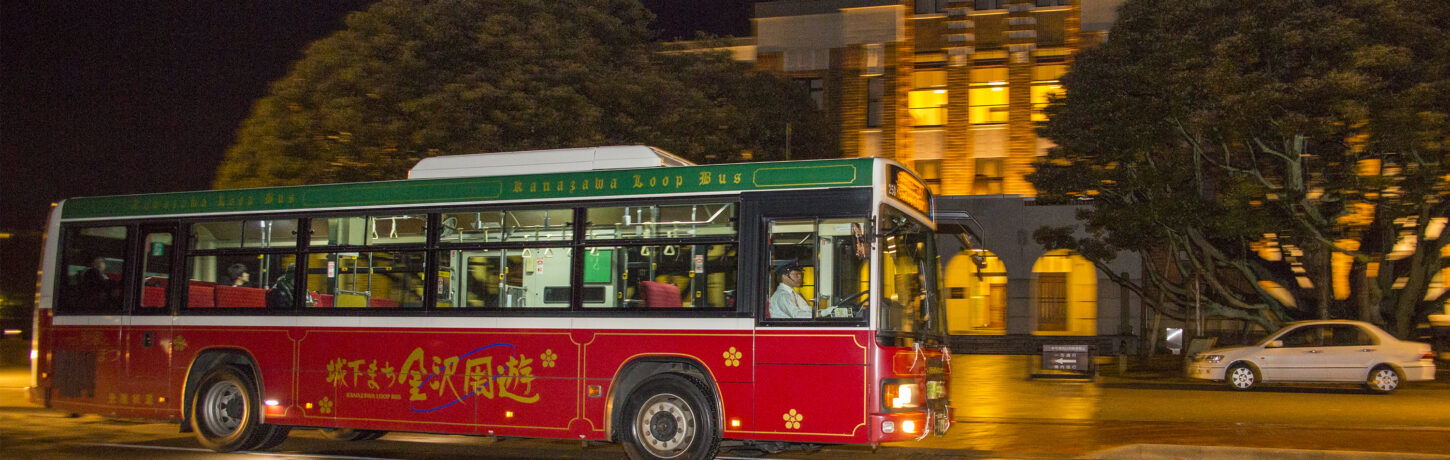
[870,405,952,442]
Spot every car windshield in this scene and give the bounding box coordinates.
[877,207,945,343]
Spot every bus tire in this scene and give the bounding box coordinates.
[321,428,386,441]
[189,365,269,452]
[249,425,291,451]
[620,373,720,460]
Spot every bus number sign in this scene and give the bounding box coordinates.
[887,166,931,216]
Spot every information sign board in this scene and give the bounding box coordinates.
[1041,344,1091,372]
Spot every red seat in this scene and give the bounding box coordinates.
[188,284,215,308]
[141,286,166,308]
[640,281,682,308]
[309,292,334,308]
[214,285,267,308]
[369,297,399,308]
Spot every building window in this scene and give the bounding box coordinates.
[909,70,947,127]
[916,0,948,14]
[976,0,1006,10]
[909,90,948,127]
[973,158,1003,194]
[866,77,884,128]
[1035,0,1071,6]
[1031,84,1063,122]
[969,86,1008,124]
[864,44,884,76]
[915,159,942,194]
[796,78,824,111]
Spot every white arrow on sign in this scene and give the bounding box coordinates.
[1053,358,1077,365]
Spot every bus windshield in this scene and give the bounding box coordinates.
[878,207,945,344]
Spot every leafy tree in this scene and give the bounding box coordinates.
[1033,0,1450,337]
[215,0,832,188]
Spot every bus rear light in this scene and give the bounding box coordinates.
[902,420,917,434]
[265,399,279,406]
[882,421,895,434]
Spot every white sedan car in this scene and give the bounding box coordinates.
[1188,320,1436,393]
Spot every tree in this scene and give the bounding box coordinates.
[1032,0,1450,337]
[215,0,833,188]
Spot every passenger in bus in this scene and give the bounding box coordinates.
[225,263,251,287]
[77,256,118,308]
[266,264,296,309]
[769,261,813,318]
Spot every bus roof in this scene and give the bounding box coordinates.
[407,145,693,179]
[60,156,882,221]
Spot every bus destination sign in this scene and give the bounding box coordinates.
[887,165,931,216]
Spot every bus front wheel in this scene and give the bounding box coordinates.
[620,374,720,460]
[190,365,285,451]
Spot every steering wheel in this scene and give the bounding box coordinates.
[832,290,870,317]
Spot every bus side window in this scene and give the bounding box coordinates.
[58,226,130,314]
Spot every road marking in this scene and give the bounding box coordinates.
[80,443,402,459]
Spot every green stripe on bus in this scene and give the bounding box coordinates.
[61,158,877,220]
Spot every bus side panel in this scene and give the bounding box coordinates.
[582,329,753,440]
[168,327,295,422]
[751,330,869,443]
[46,322,125,416]
[292,327,577,437]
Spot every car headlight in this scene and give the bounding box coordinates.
[1197,354,1223,363]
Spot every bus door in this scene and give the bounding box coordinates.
[747,189,874,439]
[122,223,178,415]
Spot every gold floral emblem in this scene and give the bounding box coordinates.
[722,347,742,367]
[783,409,803,429]
[541,349,558,368]
[319,397,333,414]
[170,335,188,353]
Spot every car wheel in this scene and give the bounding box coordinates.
[1226,363,1258,390]
[1365,365,1401,394]
[620,373,720,460]
[190,365,272,452]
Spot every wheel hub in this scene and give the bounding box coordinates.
[649,410,678,441]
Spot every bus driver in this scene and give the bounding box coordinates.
[769,262,813,318]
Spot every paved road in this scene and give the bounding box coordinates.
[3,356,1449,459]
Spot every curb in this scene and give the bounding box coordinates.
[1090,444,1450,460]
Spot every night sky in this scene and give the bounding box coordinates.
[0,0,753,296]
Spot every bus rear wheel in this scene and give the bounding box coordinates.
[190,365,283,451]
[620,374,720,460]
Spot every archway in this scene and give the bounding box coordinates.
[1031,249,1096,335]
[946,250,1007,335]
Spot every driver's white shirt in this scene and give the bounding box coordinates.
[770,283,812,319]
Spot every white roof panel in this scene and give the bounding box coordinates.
[407,145,694,179]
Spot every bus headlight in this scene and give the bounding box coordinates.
[883,380,920,410]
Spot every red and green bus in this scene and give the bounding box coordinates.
[30,146,952,459]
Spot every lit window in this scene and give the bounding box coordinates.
[909,90,948,127]
[1031,84,1063,121]
[969,87,1008,124]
